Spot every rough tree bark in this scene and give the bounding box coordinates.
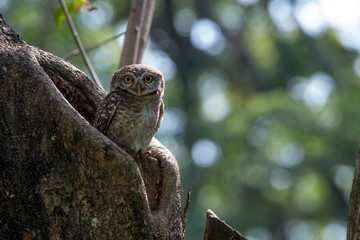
[204,210,246,240]
[0,15,184,239]
[347,140,360,240]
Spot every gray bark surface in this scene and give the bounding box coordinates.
[348,140,360,240]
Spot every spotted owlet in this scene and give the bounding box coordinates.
[93,64,165,154]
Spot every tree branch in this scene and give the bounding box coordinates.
[118,0,157,68]
[64,31,125,60]
[58,0,103,88]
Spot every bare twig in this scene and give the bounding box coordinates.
[181,187,191,220]
[64,31,126,60]
[118,0,157,68]
[58,0,103,89]
[181,187,191,236]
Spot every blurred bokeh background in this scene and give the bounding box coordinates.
[1,0,358,239]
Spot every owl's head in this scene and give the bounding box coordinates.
[110,64,165,97]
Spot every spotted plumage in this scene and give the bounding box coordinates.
[93,64,165,153]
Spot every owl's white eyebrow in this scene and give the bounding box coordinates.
[140,72,156,78]
[122,73,136,78]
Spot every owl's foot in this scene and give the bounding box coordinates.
[144,150,152,157]
[137,150,152,160]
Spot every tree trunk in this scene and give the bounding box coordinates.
[119,0,156,68]
[347,140,360,240]
[0,15,184,240]
[204,210,247,240]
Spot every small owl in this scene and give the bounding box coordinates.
[93,64,165,154]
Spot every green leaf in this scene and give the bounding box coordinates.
[53,6,65,29]
[53,1,78,29]
[53,0,96,29]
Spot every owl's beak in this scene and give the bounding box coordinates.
[136,83,142,96]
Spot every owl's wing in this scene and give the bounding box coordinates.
[155,99,164,133]
[93,91,121,133]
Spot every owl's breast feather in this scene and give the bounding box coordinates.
[124,96,161,152]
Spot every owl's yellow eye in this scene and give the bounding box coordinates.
[124,75,133,84]
[144,75,153,83]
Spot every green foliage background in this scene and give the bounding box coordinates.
[1,0,358,239]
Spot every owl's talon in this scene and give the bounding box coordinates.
[145,150,152,157]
